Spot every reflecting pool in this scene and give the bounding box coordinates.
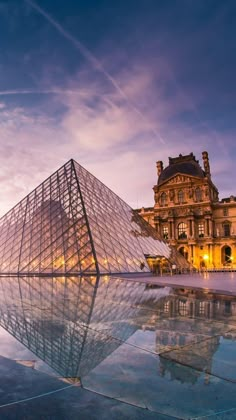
[0,275,235,419]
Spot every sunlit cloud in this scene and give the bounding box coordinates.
[0,59,234,218]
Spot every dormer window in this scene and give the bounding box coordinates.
[160,192,167,207]
[195,187,202,202]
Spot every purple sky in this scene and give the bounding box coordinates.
[0,0,236,216]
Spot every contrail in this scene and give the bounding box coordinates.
[0,88,90,96]
[25,0,165,144]
[0,88,130,111]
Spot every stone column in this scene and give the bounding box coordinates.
[208,244,213,266]
[168,220,172,239]
[187,217,194,238]
[207,219,210,236]
[209,219,213,237]
[204,218,209,237]
[192,245,195,265]
[168,218,174,240]
[172,220,176,240]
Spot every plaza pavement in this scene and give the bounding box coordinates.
[119,271,236,295]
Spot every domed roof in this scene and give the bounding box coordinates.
[158,154,205,185]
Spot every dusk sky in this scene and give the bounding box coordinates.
[0,0,236,216]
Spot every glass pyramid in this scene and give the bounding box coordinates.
[0,159,183,275]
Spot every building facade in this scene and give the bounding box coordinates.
[138,152,236,270]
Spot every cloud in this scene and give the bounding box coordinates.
[0,64,159,215]
[25,0,164,143]
[61,72,159,151]
[0,51,234,218]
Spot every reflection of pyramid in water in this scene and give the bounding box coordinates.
[0,275,148,378]
[0,159,180,274]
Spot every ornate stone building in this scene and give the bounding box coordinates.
[138,152,236,270]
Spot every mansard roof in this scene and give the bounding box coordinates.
[158,153,205,185]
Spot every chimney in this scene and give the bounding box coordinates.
[156,161,163,177]
[202,151,211,178]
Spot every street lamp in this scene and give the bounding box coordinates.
[203,254,209,271]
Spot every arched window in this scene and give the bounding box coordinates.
[178,190,184,204]
[178,222,187,239]
[195,187,202,202]
[221,245,232,264]
[160,192,167,206]
[179,246,188,259]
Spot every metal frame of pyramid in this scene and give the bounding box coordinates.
[0,159,187,275]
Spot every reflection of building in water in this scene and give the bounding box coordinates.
[159,357,201,384]
[0,276,150,379]
[160,287,236,321]
[159,350,216,385]
[153,287,236,383]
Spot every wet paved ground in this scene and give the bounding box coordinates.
[121,271,236,295]
[0,355,165,420]
[0,274,236,419]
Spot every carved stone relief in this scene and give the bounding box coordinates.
[174,208,188,216]
[160,211,168,219]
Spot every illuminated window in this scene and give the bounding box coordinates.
[222,245,232,264]
[163,225,168,239]
[178,299,187,316]
[164,301,170,313]
[198,223,204,238]
[199,301,205,315]
[195,187,202,202]
[178,190,184,204]
[178,222,187,239]
[160,192,167,206]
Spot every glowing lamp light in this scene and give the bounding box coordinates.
[203,254,209,261]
